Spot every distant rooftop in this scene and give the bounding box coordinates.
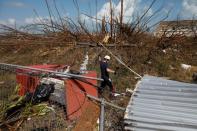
[159,20,197,26]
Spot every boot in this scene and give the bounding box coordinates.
[109,92,115,100]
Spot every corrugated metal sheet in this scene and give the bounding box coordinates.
[124,75,197,131]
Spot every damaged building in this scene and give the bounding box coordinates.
[154,20,197,37]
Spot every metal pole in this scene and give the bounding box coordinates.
[0,63,103,81]
[0,63,126,111]
[99,98,105,131]
[87,94,125,111]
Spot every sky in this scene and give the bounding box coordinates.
[0,0,196,28]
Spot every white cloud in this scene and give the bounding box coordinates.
[116,0,139,22]
[8,18,16,25]
[0,20,6,25]
[97,0,138,23]
[7,2,26,8]
[25,17,40,24]
[182,0,197,18]
[24,16,55,25]
[96,2,116,20]
[81,0,143,24]
[0,18,16,26]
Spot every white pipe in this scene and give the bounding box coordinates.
[0,63,103,81]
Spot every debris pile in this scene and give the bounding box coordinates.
[0,0,196,130]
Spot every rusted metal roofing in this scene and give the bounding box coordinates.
[124,75,197,131]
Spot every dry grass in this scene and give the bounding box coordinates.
[168,66,197,83]
[0,28,197,131]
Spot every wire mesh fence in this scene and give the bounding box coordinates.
[0,63,126,131]
[0,67,71,131]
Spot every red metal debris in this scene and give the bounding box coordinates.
[16,65,98,120]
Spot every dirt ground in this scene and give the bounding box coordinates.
[0,36,197,130]
[73,100,100,131]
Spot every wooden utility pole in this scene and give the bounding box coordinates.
[120,0,123,37]
[120,0,123,27]
[101,16,106,34]
[110,0,113,39]
[96,0,98,33]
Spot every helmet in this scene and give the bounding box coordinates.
[104,55,110,60]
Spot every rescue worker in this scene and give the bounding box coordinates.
[99,55,116,97]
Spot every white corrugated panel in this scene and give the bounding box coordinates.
[124,75,197,131]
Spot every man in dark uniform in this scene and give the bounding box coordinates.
[99,55,116,97]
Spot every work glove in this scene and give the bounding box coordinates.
[114,67,119,75]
